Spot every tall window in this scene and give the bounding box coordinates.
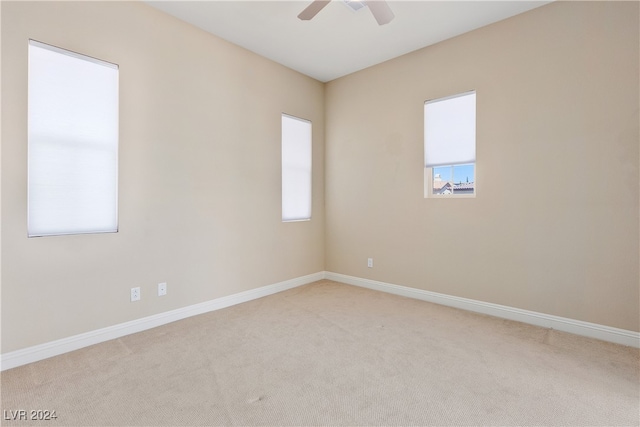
[282,114,312,221]
[424,91,476,197]
[28,40,119,237]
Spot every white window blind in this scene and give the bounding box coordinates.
[424,91,476,168]
[28,40,119,237]
[282,114,312,222]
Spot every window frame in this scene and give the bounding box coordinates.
[281,113,312,222]
[27,39,119,237]
[424,164,477,198]
[424,90,476,199]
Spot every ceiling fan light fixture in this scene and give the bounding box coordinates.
[342,0,366,12]
[298,0,394,25]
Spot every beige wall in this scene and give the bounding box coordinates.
[2,1,638,356]
[1,1,325,353]
[325,1,639,331]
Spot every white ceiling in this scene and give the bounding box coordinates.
[145,1,551,82]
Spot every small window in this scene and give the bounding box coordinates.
[424,91,476,198]
[282,114,312,221]
[28,40,119,236]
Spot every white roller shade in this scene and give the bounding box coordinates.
[424,91,476,168]
[28,40,119,237]
[282,114,312,222]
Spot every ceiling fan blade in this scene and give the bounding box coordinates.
[297,0,332,20]
[365,0,395,25]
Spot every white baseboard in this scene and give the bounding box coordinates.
[4,270,637,371]
[0,272,325,371]
[325,272,640,348]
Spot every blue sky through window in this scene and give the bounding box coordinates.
[433,164,475,184]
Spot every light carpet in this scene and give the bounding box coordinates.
[1,280,638,426]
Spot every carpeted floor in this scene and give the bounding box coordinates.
[1,280,638,426]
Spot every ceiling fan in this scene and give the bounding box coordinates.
[297,0,395,26]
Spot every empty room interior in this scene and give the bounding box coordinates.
[1,0,639,425]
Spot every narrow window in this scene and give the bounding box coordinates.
[28,40,119,237]
[424,91,476,197]
[282,114,312,221]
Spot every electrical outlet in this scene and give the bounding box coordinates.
[158,282,167,296]
[367,258,373,268]
[131,287,141,302]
